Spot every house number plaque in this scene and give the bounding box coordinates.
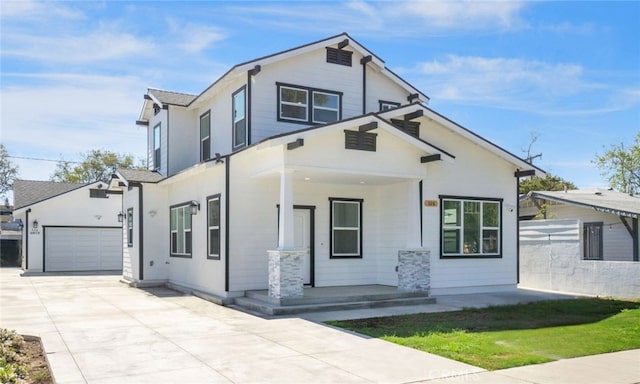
[424,200,438,207]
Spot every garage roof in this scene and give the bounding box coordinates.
[13,180,85,209]
[524,189,640,218]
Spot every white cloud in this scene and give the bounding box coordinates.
[405,55,639,116]
[2,30,154,64]
[165,20,227,54]
[1,73,147,164]
[0,0,84,20]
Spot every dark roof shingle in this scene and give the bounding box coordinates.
[13,180,85,209]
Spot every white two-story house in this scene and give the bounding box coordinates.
[112,33,543,302]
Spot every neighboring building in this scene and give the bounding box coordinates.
[112,33,543,301]
[0,204,21,267]
[12,180,123,273]
[519,188,640,298]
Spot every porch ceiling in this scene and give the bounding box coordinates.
[254,165,423,186]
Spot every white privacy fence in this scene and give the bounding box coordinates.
[520,219,640,299]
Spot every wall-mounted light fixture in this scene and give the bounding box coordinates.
[32,220,38,230]
[505,204,516,213]
[117,211,126,223]
[17,219,24,231]
[95,215,102,220]
[189,200,200,215]
[148,210,157,217]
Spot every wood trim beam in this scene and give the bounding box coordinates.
[620,216,633,237]
[287,138,304,150]
[248,65,261,76]
[421,154,441,163]
[136,120,149,126]
[358,122,378,132]
[360,55,372,65]
[338,39,349,49]
[515,169,536,178]
[404,109,424,121]
[407,93,419,103]
[144,94,152,100]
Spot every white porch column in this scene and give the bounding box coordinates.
[398,179,431,293]
[405,179,422,248]
[278,168,295,250]
[269,168,304,300]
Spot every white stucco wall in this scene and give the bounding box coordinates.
[520,219,640,299]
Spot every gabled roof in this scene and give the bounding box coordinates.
[148,88,197,107]
[191,33,428,108]
[13,180,86,210]
[138,33,429,123]
[114,168,165,184]
[524,189,640,218]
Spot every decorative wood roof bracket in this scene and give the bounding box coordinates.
[287,138,304,150]
[358,121,378,132]
[338,39,349,49]
[420,154,441,163]
[515,169,536,178]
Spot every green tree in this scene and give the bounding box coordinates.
[594,132,640,195]
[519,174,577,194]
[0,143,19,196]
[51,149,142,184]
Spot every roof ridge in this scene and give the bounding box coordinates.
[148,88,198,97]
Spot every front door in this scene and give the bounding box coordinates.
[294,207,314,286]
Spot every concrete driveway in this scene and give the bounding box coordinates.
[1,268,638,384]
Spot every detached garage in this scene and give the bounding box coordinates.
[44,227,122,272]
[12,180,123,273]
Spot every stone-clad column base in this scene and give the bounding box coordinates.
[398,249,431,293]
[268,250,305,300]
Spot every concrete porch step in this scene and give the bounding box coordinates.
[232,295,436,316]
[245,289,430,306]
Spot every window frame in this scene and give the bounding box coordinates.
[153,123,161,170]
[329,197,363,259]
[277,82,342,125]
[170,203,193,258]
[200,110,211,162]
[440,195,502,259]
[126,207,133,248]
[379,100,400,112]
[232,86,247,150]
[207,194,221,260]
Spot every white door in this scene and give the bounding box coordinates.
[45,227,122,272]
[294,209,312,285]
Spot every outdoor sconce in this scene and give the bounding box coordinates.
[17,219,24,231]
[32,220,38,230]
[189,200,200,215]
[117,211,126,223]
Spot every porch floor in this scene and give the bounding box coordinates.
[232,285,435,316]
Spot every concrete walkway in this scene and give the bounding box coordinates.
[1,268,638,384]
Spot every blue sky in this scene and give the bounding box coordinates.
[1,1,639,195]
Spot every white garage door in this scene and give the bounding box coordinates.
[45,227,122,272]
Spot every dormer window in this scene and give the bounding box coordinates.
[326,47,352,66]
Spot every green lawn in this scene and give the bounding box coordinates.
[327,298,640,370]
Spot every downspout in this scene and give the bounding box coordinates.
[634,218,639,262]
[24,208,31,271]
[361,55,372,114]
[516,177,520,284]
[419,180,423,247]
[225,157,230,292]
[138,183,144,281]
[247,65,260,147]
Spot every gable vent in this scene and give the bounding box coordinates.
[391,119,420,137]
[326,47,353,67]
[345,130,377,152]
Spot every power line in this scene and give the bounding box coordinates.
[8,155,81,164]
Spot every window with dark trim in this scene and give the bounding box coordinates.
[170,204,192,257]
[583,222,603,260]
[232,86,247,150]
[207,194,221,260]
[153,123,161,170]
[277,83,342,125]
[344,130,377,151]
[379,100,400,111]
[200,110,211,161]
[89,189,108,198]
[127,208,133,247]
[441,196,502,258]
[329,198,363,258]
[326,47,352,66]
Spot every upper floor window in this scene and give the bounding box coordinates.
[170,204,192,257]
[233,87,247,150]
[441,196,501,258]
[326,47,352,66]
[379,100,400,112]
[277,83,342,125]
[153,123,161,170]
[200,111,211,161]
